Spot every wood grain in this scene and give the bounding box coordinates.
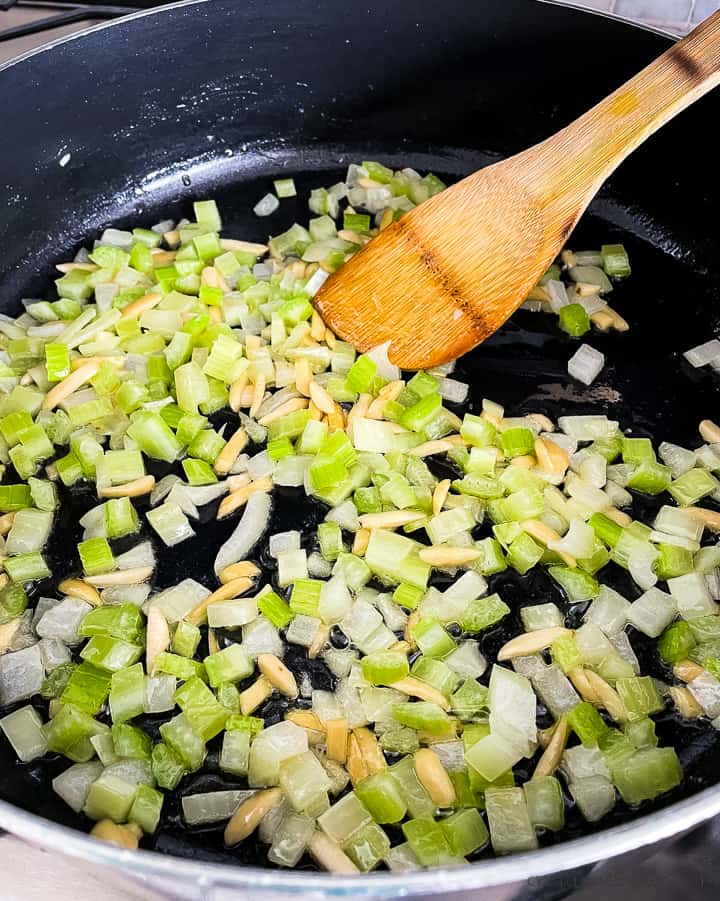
[315,10,720,369]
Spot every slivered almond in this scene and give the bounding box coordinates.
[0,513,16,536]
[538,721,558,749]
[700,419,720,444]
[418,546,482,566]
[290,260,306,279]
[482,411,503,428]
[217,476,273,519]
[209,306,224,323]
[346,732,369,785]
[327,404,346,432]
[310,309,327,342]
[98,475,155,498]
[218,561,261,584]
[389,640,411,655]
[390,676,450,710]
[58,578,101,607]
[308,380,335,415]
[294,358,313,397]
[405,611,420,649]
[0,616,20,653]
[229,372,249,412]
[286,710,325,731]
[150,249,177,266]
[214,427,249,475]
[346,393,372,433]
[569,667,599,703]
[414,748,455,807]
[325,328,336,349]
[83,566,153,587]
[358,510,425,530]
[119,292,162,320]
[510,455,536,469]
[521,519,576,567]
[379,379,404,402]
[366,397,389,420]
[604,305,629,331]
[239,675,273,716]
[528,413,554,433]
[249,373,266,419]
[669,685,703,718]
[308,399,323,421]
[90,820,141,849]
[309,624,330,659]
[258,397,309,427]
[258,653,298,697]
[56,262,98,273]
[674,659,704,682]
[583,669,626,721]
[605,507,633,527]
[220,238,268,256]
[534,437,569,476]
[591,310,614,331]
[308,831,360,875]
[409,436,464,458]
[352,528,370,556]
[201,265,229,292]
[69,354,124,372]
[207,628,220,655]
[533,715,569,779]
[146,607,170,673]
[186,577,255,625]
[379,208,393,231]
[326,718,349,764]
[432,479,451,516]
[561,249,577,268]
[42,359,101,410]
[497,626,572,661]
[353,726,387,775]
[224,788,282,846]
[684,506,720,532]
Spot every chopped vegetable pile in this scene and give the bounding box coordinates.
[0,161,718,873]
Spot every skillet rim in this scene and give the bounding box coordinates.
[0,0,717,893]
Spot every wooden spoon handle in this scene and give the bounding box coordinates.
[530,10,720,217]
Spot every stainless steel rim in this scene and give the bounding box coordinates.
[2,781,720,894]
[0,0,705,893]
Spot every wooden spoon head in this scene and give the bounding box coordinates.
[315,160,569,370]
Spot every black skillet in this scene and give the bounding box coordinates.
[0,0,719,892]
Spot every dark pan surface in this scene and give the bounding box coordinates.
[0,0,719,873]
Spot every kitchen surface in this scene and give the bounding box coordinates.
[0,1,718,899]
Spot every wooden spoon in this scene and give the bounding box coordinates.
[315,11,720,370]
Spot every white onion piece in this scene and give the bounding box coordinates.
[214,490,272,576]
[304,268,330,297]
[146,579,210,624]
[568,344,605,386]
[114,541,155,571]
[547,280,570,312]
[437,377,469,404]
[52,762,103,813]
[182,482,229,506]
[254,193,280,217]
[683,339,720,368]
[150,473,181,507]
[0,645,44,706]
[182,790,255,825]
[366,341,400,381]
[36,597,92,645]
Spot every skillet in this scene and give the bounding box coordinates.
[0,0,719,894]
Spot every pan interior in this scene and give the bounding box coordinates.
[0,145,719,867]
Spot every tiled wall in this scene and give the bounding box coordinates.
[560,0,719,34]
